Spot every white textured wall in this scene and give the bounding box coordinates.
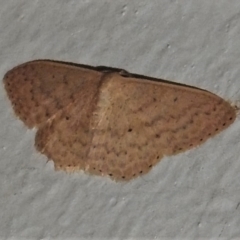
[1,1,240,239]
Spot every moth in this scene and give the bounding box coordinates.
[3,60,236,181]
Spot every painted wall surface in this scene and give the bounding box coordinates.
[1,1,240,239]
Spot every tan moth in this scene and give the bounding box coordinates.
[3,60,236,181]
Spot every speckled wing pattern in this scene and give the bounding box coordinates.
[3,60,236,181]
